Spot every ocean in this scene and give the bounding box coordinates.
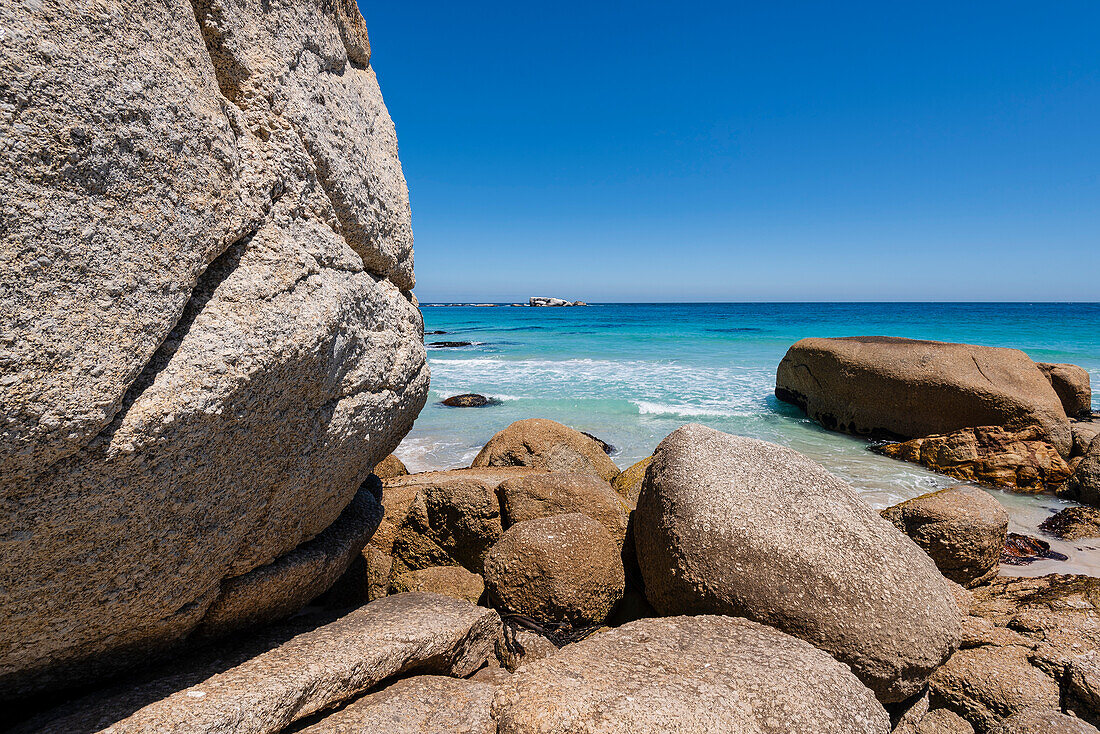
[396,302,1100,575]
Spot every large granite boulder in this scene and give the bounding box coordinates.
[1037,363,1093,419]
[490,615,891,733]
[1,0,427,695]
[635,424,962,703]
[988,710,1099,734]
[16,594,501,734]
[775,337,1072,456]
[498,472,631,546]
[881,486,1009,587]
[471,419,620,481]
[389,565,485,605]
[483,514,625,627]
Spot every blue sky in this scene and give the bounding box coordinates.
[360,2,1099,302]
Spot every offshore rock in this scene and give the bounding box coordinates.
[635,424,961,703]
[775,337,1072,456]
[491,615,891,733]
[1,0,426,695]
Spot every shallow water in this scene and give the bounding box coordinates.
[399,303,1100,576]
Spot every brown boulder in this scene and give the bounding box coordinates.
[389,565,485,605]
[929,645,1061,731]
[391,476,503,575]
[497,627,559,673]
[1037,363,1093,418]
[775,337,1071,455]
[471,419,620,481]
[1067,436,1100,507]
[373,454,409,479]
[442,393,497,407]
[881,486,1008,587]
[1039,506,1100,539]
[611,456,651,504]
[498,472,630,546]
[483,513,625,627]
[875,426,1072,492]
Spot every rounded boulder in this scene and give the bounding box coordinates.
[483,513,624,627]
[635,423,962,703]
[471,419,619,481]
[498,472,630,547]
[881,486,1009,587]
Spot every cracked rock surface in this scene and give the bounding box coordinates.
[0,0,426,696]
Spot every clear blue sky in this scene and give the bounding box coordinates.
[360,2,1099,302]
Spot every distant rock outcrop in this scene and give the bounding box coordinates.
[1,0,427,696]
[529,297,587,307]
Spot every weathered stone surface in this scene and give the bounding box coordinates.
[491,615,890,733]
[1,0,426,695]
[374,454,409,479]
[17,594,501,734]
[881,486,1008,587]
[1074,421,1100,456]
[1038,363,1093,419]
[498,472,630,547]
[390,565,485,605]
[391,475,503,574]
[611,456,651,505]
[988,709,1099,734]
[775,337,1071,455]
[930,645,1060,731]
[196,484,383,638]
[1067,437,1100,508]
[497,627,559,673]
[471,419,620,481]
[297,675,497,734]
[484,514,625,627]
[635,424,961,703]
[893,694,976,734]
[1039,506,1100,539]
[876,426,1073,492]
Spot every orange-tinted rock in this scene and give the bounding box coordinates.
[875,426,1072,492]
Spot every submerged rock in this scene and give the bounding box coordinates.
[490,615,891,733]
[874,426,1072,492]
[442,393,498,407]
[775,337,1072,455]
[881,486,1008,587]
[1,0,427,695]
[429,341,474,348]
[483,513,625,628]
[1039,506,1100,539]
[635,424,961,703]
[1001,533,1069,565]
[472,418,620,481]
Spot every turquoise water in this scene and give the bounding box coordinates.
[397,303,1100,575]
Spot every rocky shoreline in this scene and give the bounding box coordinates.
[6,0,1099,729]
